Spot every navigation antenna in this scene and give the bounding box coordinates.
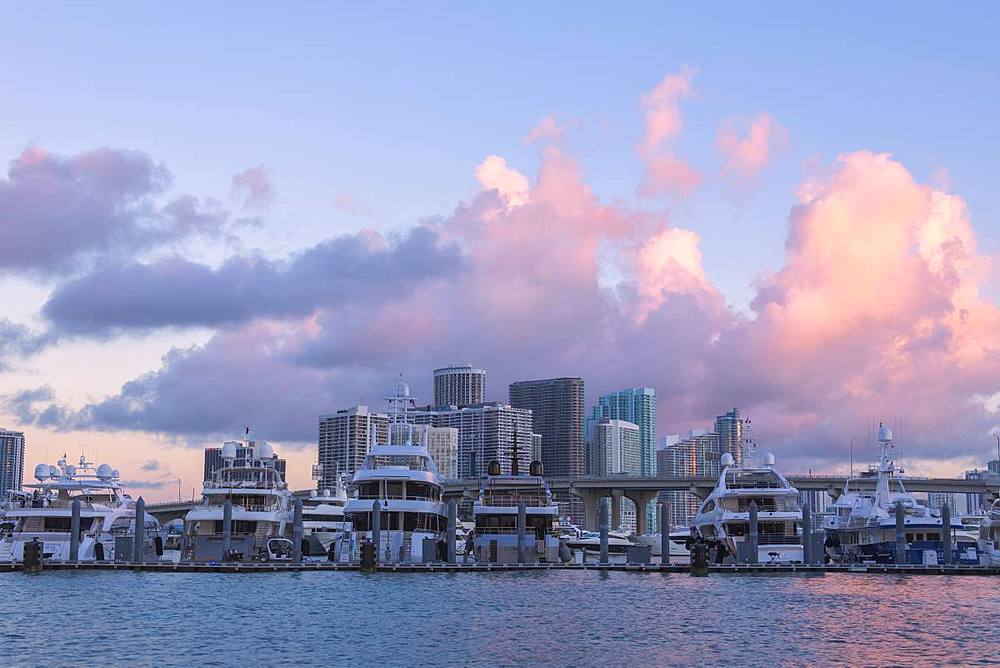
[741,417,756,468]
[386,374,417,445]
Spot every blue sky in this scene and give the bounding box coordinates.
[2,3,997,307]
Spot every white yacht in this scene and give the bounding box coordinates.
[182,438,294,562]
[634,526,693,564]
[301,477,351,557]
[693,445,804,564]
[0,455,161,562]
[343,379,449,564]
[823,425,978,565]
[563,529,634,563]
[471,442,563,564]
[976,499,1000,566]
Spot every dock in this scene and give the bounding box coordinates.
[3,561,999,575]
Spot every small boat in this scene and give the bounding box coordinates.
[978,499,1000,566]
[563,529,634,563]
[634,527,692,564]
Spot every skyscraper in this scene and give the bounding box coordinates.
[585,387,656,476]
[714,408,744,467]
[509,377,585,477]
[0,428,25,500]
[592,418,641,477]
[433,364,486,408]
[656,430,721,528]
[317,405,390,489]
[390,422,460,479]
[509,377,585,523]
[408,402,534,479]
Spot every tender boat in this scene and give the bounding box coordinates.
[562,529,634,563]
[822,425,979,565]
[693,445,804,564]
[634,526,692,564]
[471,438,564,564]
[343,379,449,564]
[182,438,294,562]
[0,455,161,562]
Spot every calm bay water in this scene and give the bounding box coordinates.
[1,570,998,666]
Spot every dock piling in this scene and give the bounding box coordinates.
[941,503,952,565]
[133,497,146,564]
[69,499,81,563]
[447,500,457,564]
[895,500,907,564]
[659,501,669,565]
[599,499,609,566]
[802,502,812,565]
[517,501,527,565]
[221,498,232,561]
[292,498,303,564]
[748,500,759,565]
[371,500,381,566]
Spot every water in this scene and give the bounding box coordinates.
[1,570,998,666]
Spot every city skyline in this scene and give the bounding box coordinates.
[2,5,1000,500]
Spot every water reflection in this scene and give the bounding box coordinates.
[0,571,996,666]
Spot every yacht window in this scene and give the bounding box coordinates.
[43,517,73,532]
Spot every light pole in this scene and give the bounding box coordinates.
[850,436,857,478]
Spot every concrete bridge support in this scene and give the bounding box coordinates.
[624,491,659,536]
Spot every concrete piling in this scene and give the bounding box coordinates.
[447,500,457,564]
[802,502,812,565]
[221,498,232,561]
[133,497,146,564]
[659,501,670,565]
[69,499,81,563]
[517,501,527,565]
[748,500,759,565]
[895,500,907,564]
[941,503,952,565]
[292,498,303,564]
[599,499,609,566]
[371,500,381,566]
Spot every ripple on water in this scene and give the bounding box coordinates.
[0,571,997,667]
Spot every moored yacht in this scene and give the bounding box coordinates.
[0,455,161,562]
[634,526,693,564]
[343,379,449,564]
[471,437,563,564]
[693,439,804,564]
[823,425,978,565]
[976,499,1000,566]
[182,437,294,562]
[301,477,351,557]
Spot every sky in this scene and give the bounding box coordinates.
[1,3,999,499]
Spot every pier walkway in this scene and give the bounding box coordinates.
[4,561,1000,576]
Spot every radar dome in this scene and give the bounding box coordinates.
[50,465,61,479]
[310,489,318,498]
[64,464,76,476]
[720,452,735,467]
[111,469,120,479]
[221,442,237,461]
[256,441,274,460]
[96,464,113,480]
[322,489,331,498]
[34,463,51,481]
[763,452,776,467]
[878,425,893,442]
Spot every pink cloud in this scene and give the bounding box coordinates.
[474,154,530,206]
[524,115,566,145]
[231,165,272,208]
[716,113,789,182]
[636,68,701,198]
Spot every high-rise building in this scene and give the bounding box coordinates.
[509,377,585,523]
[585,388,656,475]
[656,430,721,528]
[433,364,486,408]
[317,406,390,489]
[408,402,535,479]
[509,377,585,477]
[799,488,830,515]
[714,408,744,467]
[203,441,286,482]
[964,467,1000,514]
[592,418,641,477]
[0,428,25,500]
[390,422,460,479]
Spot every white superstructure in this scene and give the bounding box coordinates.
[343,379,449,564]
[182,437,294,562]
[302,476,351,557]
[693,437,804,564]
[822,425,978,565]
[0,455,160,562]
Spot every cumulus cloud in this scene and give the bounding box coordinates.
[716,113,789,183]
[42,226,462,335]
[636,68,701,198]
[0,320,49,371]
[231,165,273,208]
[0,146,228,274]
[474,155,530,206]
